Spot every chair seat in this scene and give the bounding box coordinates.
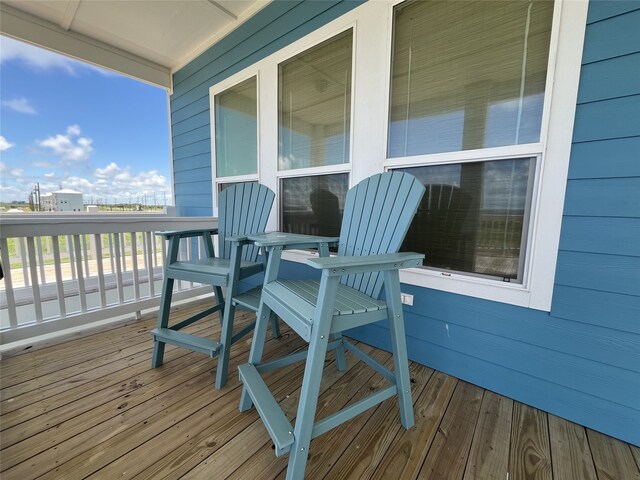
[166,258,264,283]
[263,279,387,341]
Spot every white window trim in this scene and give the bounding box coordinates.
[209,69,261,216]
[208,0,588,311]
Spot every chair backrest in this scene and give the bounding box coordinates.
[218,183,275,261]
[338,171,425,298]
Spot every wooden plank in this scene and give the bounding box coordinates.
[548,414,597,480]
[418,381,484,479]
[509,402,552,480]
[0,324,301,480]
[587,428,640,480]
[0,316,211,414]
[367,371,457,480]
[463,391,513,480]
[72,335,306,480]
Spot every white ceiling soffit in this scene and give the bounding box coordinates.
[0,0,271,91]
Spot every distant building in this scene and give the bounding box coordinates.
[42,189,84,212]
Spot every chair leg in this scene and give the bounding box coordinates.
[215,294,236,389]
[286,273,338,480]
[214,286,225,327]
[384,270,414,429]
[152,276,174,368]
[269,311,280,339]
[286,313,332,480]
[240,301,273,411]
[331,332,348,371]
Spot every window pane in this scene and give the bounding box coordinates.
[280,174,349,236]
[214,76,257,177]
[397,158,534,282]
[279,31,352,170]
[388,0,553,157]
[218,181,257,194]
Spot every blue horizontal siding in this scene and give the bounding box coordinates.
[552,285,640,334]
[577,52,640,103]
[172,153,211,172]
[172,125,210,149]
[573,95,640,142]
[173,167,212,184]
[559,216,640,256]
[568,137,640,179]
[563,178,640,217]
[555,251,640,296]
[587,1,640,24]
[582,8,640,63]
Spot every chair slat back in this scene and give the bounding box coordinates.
[218,183,275,261]
[339,172,425,298]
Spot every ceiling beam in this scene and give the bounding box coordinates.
[60,0,81,31]
[206,0,237,21]
[0,3,172,90]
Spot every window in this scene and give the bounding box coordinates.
[388,0,553,285]
[280,173,349,237]
[211,75,258,194]
[207,0,587,309]
[277,30,353,233]
[398,158,535,282]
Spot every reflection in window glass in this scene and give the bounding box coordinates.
[388,0,553,157]
[218,181,258,194]
[280,174,349,236]
[214,76,257,177]
[398,158,534,282]
[279,31,352,170]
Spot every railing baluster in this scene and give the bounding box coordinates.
[108,234,116,274]
[19,237,30,287]
[37,236,46,284]
[52,236,67,319]
[146,231,155,297]
[67,235,77,281]
[95,234,107,307]
[113,232,125,303]
[131,232,140,300]
[120,233,128,273]
[0,238,18,327]
[73,235,87,312]
[82,234,90,276]
[26,237,43,321]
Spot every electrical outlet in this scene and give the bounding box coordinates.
[400,293,414,306]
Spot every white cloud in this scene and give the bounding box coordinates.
[95,162,121,178]
[10,169,23,177]
[44,172,55,178]
[37,125,93,163]
[2,97,37,114]
[0,135,14,151]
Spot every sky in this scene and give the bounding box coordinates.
[0,35,172,205]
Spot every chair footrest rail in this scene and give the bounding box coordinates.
[238,363,295,456]
[151,328,222,357]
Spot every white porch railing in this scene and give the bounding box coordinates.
[0,212,217,345]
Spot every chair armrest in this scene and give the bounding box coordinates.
[247,232,339,249]
[306,252,424,276]
[226,235,250,244]
[156,228,218,239]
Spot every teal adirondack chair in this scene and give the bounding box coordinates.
[151,182,277,389]
[238,171,425,479]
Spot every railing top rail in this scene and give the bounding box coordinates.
[0,214,218,238]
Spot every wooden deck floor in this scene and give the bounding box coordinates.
[1,300,639,480]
